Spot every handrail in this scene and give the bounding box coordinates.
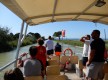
[0,59,17,72]
[0,53,28,72]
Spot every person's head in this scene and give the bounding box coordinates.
[29,46,38,57]
[37,38,44,46]
[56,42,59,45]
[48,36,52,40]
[91,30,100,39]
[4,68,24,80]
[86,35,90,40]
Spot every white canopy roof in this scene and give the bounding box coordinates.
[1,0,108,26]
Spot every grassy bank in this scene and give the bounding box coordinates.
[55,40,108,50]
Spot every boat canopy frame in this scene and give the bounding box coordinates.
[1,0,108,26]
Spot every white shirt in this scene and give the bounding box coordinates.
[82,40,91,57]
[45,39,54,50]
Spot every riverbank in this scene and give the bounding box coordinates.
[55,40,108,50]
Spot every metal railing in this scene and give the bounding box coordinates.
[0,53,28,72]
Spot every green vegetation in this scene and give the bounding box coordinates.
[53,31,62,40]
[1,25,108,53]
[55,40,83,46]
[0,26,41,53]
[55,40,108,50]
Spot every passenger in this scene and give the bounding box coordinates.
[55,42,62,56]
[36,38,47,75]
[80,35,91,68]
[4,68,24,80]
[45,36,54,56]
[86,30,105,80]
[18,46,44,77]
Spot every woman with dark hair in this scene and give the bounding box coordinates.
[36,38,47,72]
[4,68,24,80]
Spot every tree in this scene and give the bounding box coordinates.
[41,36,45,40]
[27,32,35,36]
[53,31,62,40]
[8,33,14,41]
[14,33,20,39]
[34,33,41,39]
[27,32,41,43]
[0,26,12,52]
[27,32,41,39]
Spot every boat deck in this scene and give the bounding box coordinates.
[65,73,82,80]
[60,70,83,80]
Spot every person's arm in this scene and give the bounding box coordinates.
[80,36,86,42]
[45,44,47,47]
[86,49,95,66]
[45,41,47,47]
[17,58,23,67]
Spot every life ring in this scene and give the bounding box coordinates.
[63,48,73,56]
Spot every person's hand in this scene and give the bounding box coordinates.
[86,61,90,66]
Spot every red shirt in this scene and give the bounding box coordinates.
[36,46,46,68]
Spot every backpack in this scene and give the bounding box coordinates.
[55,44,61,52]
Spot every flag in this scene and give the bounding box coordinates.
[62,30,65,37]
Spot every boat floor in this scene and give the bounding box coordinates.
[60,70,83,80]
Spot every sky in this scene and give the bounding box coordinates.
[0,3,108,39]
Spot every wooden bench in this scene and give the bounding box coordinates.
[24,76,43,80]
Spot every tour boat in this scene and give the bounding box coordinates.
[0,0,108,80]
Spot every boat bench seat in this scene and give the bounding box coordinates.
[59,56,70,70]
[75,59,83,69]
[75,59,83,77]
[47,59,59,66]
[46,75,68,80]
[60,56,70,64]
[60,55,78,70]
[60,55,78,64]
[51,56,60,63]
[46,64,68,80]
[24,76,43,80]
[46,65,60,75]
[70,56,78,64]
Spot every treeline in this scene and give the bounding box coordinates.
[0,26,43,53]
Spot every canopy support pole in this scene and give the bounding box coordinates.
[14,20,25,67]
[51,0,58,21]
[21,23,28,44]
